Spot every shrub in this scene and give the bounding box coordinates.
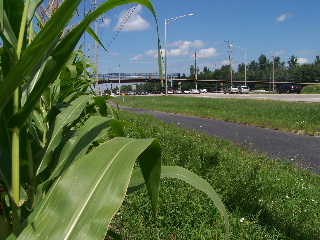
[301,85,320,93]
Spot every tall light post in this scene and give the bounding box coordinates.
[272,55,275,92]
[244,48,247,86]
[118,63,121,94]
[165,13,194,96]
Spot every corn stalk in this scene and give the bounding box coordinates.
[0,1,229,239]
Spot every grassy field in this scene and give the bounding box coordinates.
[111,109,320,240]
[115,95,320,136]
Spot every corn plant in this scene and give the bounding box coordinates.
[0,0,229,239]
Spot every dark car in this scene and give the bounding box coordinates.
[277,84,301,94]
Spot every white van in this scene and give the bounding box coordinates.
[237,86,250,94]
[200,89,207,93]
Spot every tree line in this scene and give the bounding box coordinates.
[188,55,320,83]
[114,54,320,93]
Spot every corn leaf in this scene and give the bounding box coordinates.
[13,137,160,239]
[36,95,91,175]
[0,0,82,113]
[50,116,117,179]
[0,0,161,117]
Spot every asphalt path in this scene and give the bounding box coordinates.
[117,105,320,175]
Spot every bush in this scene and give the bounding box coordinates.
[301,85,320,93]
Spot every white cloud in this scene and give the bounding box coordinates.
[145,49,158,58]
[131,49,158,60]
[130,55,144,60]
[100,18,111,28]
[196,48,218,59]
[166,40,205,57]
[115,4,150,32]
[131,40,207,60]
[221,59,230,65]
[168,40,205,49]
[168,48,189,57]
[277,13,292,22]
[297,58,308,64]
[273,50,285,56]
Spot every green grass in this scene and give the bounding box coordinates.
[111,110,320,240]
[116,95,320,136]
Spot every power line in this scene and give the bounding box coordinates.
[106,4,138,48]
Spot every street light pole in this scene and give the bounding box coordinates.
[165,13,193,96]
[118,63,121,94]
[244,48,247,86]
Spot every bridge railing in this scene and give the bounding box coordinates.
[98,73,180,81]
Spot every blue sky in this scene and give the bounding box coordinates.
[82,0,320,76]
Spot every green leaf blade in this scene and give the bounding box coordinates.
[50,116,115,179]
[0,0,83,112]
[36,95,91,175]
[16,137,159,240]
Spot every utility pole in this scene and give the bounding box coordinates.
[194,52,198,89]
[226,40,233,86]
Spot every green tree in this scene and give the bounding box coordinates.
[214,65,231,80]
[258,54,270,71]
[272,56,287,82]
[315,55,320,66]
[292,64,320,82]
[197,66,214,79]
[203,66,211,74]
[235,63,246,81]
[247,60,260,80]
[288,55,299,69]
[237,63,246,73]
[189,65,199,79]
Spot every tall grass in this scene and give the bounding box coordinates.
[117,96,320,135]
[114,109,320,239]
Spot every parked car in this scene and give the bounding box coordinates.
[174,89,182,94]
[152,90,162,94]
[190,89,200,94]
[200,89,207,93]
[224,86,239,94]
[167,88,174,94]
[237,86,250,94]
[183,89,191,94]
[277,84,302,94]
[137,90,148,95]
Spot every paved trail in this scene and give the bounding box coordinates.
[118,105,320,174]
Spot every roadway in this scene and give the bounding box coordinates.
[116,93,320,174]
[173,92,320,102]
